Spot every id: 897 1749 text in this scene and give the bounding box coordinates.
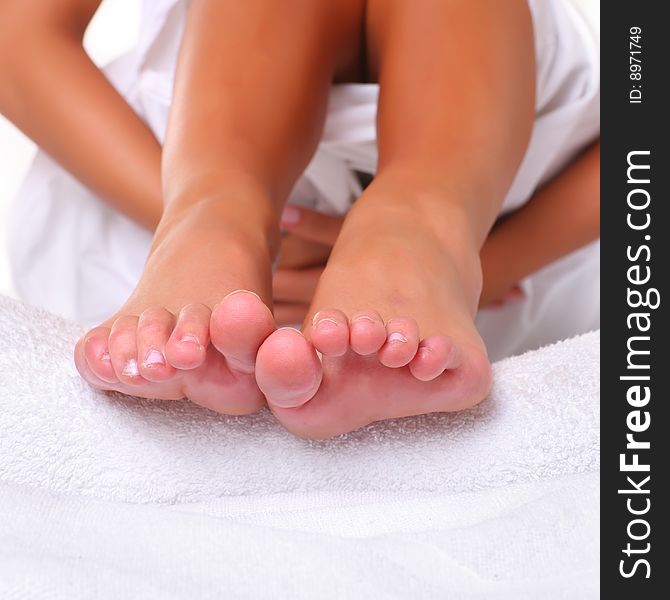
[629,27,642,104]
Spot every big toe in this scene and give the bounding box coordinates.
[255,328,322,409]
[210,290,276,374]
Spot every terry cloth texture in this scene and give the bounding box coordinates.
[0,295,599,598]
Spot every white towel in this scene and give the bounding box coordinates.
[0,295,600,598]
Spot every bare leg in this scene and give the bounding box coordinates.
[256,0,536,437]
[75,0,364,412]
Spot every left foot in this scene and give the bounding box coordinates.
[74,193,278,415]
[256,184,493,438]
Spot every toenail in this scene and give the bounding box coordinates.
[312,310,340,325]
[313,315,340,330]
[352,315,376,324]
[277,326,304,336]
[388,332,408,344]
[122,358,139,378]
[280,205,301,226]
[143,349,166,368]
[223,289,262,302]
[179,334,203,350]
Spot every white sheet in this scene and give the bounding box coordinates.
[0,295,599,598]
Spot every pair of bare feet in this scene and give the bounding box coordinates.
[74,181,492,439]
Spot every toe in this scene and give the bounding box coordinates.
[256,328,322,409]
[210,290,275,374]
[165,303,210,370]
[377,317,420,368]
[408,335,461,381]
[137,306,177,381]
[309,309,349,357]
[75,331,115,389]
[81,326,118,384]
[349,310,387,355]
[108,315,145,386]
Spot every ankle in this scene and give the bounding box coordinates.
[157,184,281,261]
[366,172,479,233]
[344,179,483,303]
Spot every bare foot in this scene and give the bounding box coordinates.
[255,184,492,438]
[74,199,276,414]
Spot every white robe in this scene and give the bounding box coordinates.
[8,0,600,361]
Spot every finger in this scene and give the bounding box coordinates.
[483,285,525,309]
[274,302,310,326]
[273,267,322,303]
[277,234,331,269]
[505,285,525,300]
[280,205,343,246]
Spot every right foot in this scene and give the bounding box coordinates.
[74,199,277,415]
[255,182,493,438]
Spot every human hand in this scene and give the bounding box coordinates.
[479,283,525,309]
[478,230,526,309]
[273,205,344,324]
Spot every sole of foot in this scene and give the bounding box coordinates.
[255,310,491,439]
